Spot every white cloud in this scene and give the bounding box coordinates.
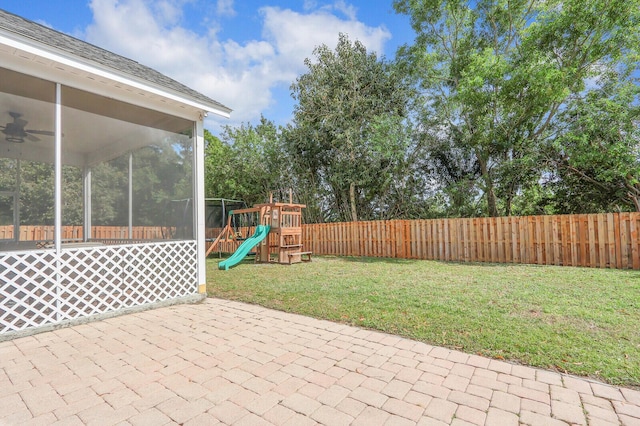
[303,1,318,11]
[216,0,236,18]
[333,1,358,20]
[261,6,390,65]
[318,0,358,20]
[83,0,391,129]
[152,1,186,25]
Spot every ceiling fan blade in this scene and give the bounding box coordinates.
[26,133,41,142]
[26,129,55,136]
[3,113,56,142]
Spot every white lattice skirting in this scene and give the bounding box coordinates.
[0,241,198,334]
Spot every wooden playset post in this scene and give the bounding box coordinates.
[253,191,310,265]
[258,204,271,263]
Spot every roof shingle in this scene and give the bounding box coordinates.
[0,8,231,115]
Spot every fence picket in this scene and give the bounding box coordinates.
[597,215,606,268]
[632,215,640,269]
[620,213,629,269]
[612,214,619,269]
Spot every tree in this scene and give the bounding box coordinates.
[205,118,293,207]
[91,156,129,226]
[204,129,236,199]
[545,79,640,212]
[289,33,414,222]
[394,0,640,216]
[0,158,82,227]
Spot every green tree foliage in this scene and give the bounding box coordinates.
[204,117,293,207]
[132,138,193,227]
[91,156,129,226]
[394,0,640,216]
[204,129,235,200]
[545,80,640,212]
[0,159,83,228]
[90,137,194,229]
[288,33,414,222]
[17,161,55,225]
[62,166,83,226]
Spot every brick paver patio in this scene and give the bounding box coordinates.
[1,298,639,425]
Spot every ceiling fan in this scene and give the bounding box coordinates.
[0,112,55,143]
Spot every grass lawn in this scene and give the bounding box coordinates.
[207,255,640,388]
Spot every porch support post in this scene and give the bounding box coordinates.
[128,152,133,239]
[195,117,206,294]
[14,159,20,242]
[54,83,62,253]
[83,166,91,242]
[54,82,62,322]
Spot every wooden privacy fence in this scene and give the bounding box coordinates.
[91,226,167,240]
[301,213,640,269]
[0,226,167,242]
[4,213,640,269]
[0,226,82,241]
[1,225,245,250]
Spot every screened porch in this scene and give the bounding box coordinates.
[0,67,201,335]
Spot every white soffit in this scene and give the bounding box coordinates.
[0,33,231,121]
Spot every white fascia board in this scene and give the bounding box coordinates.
[0,33,231,119]
[1,51,199,121]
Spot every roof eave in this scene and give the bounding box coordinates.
[0,31,232,119]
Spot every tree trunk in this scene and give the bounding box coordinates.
[631,195,640,212]
[477,154,499,217]
[486,186,499,217]
[626,181,640,212]
[504,188,513,217]
[349,182,358,222]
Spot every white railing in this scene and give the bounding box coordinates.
[0,241,197,334]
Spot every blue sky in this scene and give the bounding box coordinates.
[1,1,414,132]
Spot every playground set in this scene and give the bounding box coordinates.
[206,194,311,270]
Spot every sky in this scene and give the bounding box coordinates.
[1,0,415,133]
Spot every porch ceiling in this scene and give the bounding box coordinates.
[0,7,231,168]
[0,45,196,167]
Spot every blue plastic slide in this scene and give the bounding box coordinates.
[218,225,270,270]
